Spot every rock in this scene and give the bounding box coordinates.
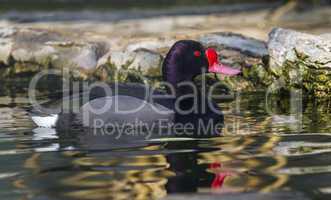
[48,42,106,70]
[268,28,331,96]
[268,28,331,71]
[126,39,176,53]
[0,27,109,77]
[2,27,329,96]
[0,27,16,65]
[97,48,163,75]
[0,27,263,92]
[95,48,163,84]
[320,33,331,40]
[0,27,165,80]
[130,48,163,74]
[199,32,268,58]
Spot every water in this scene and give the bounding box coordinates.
[0,81,331,200]
[0,2,280,23]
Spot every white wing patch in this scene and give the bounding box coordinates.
[31,114,59,128]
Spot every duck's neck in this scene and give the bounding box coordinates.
[162,62,199,98]
[164,75,196,98]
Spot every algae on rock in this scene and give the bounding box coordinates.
[267,28,331,97]
[283,54,331,97]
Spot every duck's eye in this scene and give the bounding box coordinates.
[194,51,201,57]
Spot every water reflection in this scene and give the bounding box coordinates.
[0,91,330,199]
[16,127,289,200]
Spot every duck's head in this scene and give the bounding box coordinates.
[162,40,240,87]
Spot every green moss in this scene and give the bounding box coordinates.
[279,52,331,97]
[241,62,278,92]
[246,51,331,97]
[145,65,161,77]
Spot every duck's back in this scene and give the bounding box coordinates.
[78,95,175,128]
[30,83,175,128]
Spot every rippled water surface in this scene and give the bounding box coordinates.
[0,81,331,200]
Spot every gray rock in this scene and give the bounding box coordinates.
[0,27,164,78]
[130,48,163,73]
[268,28,331,72]
[126,39,176,53]
[98,48,163,75]
[0,27,109,74]
[98,51,134,69]
[199,32,268,58]
[0,27,16,37]
[266,28,331,97]
[320,33,331,40]
[0,27,16,65]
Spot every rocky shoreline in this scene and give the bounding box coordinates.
[0,27,331,96]
[1,3,331,97]
[0,26,330,97]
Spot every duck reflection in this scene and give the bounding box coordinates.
[23,123,241,200]
[164,139,233,193]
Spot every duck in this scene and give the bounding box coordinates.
[30,40,241,135]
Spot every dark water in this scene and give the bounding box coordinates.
[0,1,282,23]
[0,81,331,200]
[0,0,280,11]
